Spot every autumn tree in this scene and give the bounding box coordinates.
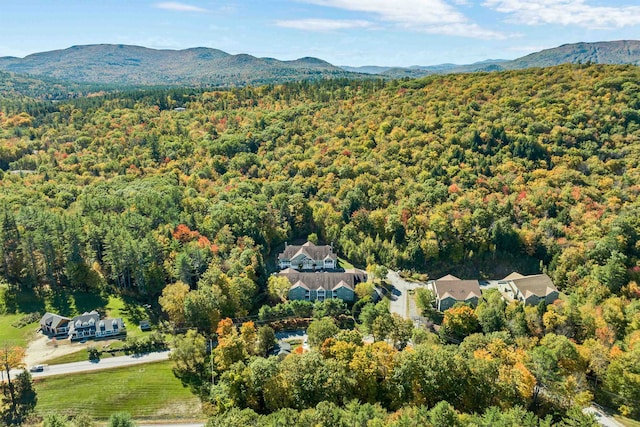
[158,281,190,326]
[0,345,35,425]
[267,275,291,303]
[440,304,480,341]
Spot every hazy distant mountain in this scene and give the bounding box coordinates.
[1,41,639,89]
[0,44,362,86]
[344,41,640,78]
[504,40,640,70]
[340,65,393,74]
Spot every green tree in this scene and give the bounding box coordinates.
[43,413,70,427]
[475,289,507,333]
[307,317,339,349]
[257,325,277,357]
[604,346,640,417]
[429,400,458,427]
[389,313,413,349]
[415,288,436,319]
[0,346,35,426]
[107,412,136,427]
[170,330,210,398]
[0,371,36,426]
[595,251,628,293]
[184,286,221,334]
[267,275,291,303]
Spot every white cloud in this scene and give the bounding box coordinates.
[298,0,506,38]
[276,18,373,31]
[484,0,640,28]
[154,2,209,13]
[425,23,507,39]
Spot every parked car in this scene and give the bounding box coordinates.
[139,320,152,331]
[29,365,44,372]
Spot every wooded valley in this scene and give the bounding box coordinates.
[1,63,640,425]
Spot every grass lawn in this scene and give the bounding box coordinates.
[0,313,39,347]
[0,285,40,346]
[41,348,90,365]
[34,361,202,421]
[338,257,355,270]
[104,295,149,338]
[43,341,131,364]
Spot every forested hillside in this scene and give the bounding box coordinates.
[0,44,362,86]
[1,64,640,422]
[370,40,640,79]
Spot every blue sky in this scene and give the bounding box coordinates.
[0,0,639,66]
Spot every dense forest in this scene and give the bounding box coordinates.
[1,64,640,423]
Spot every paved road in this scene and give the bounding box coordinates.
[9,350,171,380]
[386,270,426,319]
[583,405,623,427]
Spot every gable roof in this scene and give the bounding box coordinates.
[97,318,125,333]
[70,311,100,329]
[278,241,338,261]
[437,274,461,281]
[510,274,558,298]
[433,276,481,301]
[280,269,366,292]
[40,312,71,329]
[504,272,525,280]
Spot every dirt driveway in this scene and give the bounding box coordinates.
[24,334,117,366]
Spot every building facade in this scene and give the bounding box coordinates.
[278,241,338,271]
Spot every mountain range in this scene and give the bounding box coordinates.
[0,40,639,88]
[344,40,640,78]
[0,44,359,87]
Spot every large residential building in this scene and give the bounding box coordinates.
[503,272,559,305]
[39,312,71,336]
[278,241,338,271]
[429,274,482,311]
[279,268,367,302]
[40,310,126,341]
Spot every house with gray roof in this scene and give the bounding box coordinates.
[504,272,559,305]
[40,312,72,336]
[68,310,126,341]
[429,274,482,311]
[279,267,367,302]
[278,241,338,271]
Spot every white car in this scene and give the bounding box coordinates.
[29,365,44,372]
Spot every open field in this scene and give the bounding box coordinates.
[0,313,39,347]
[34,361,203,421]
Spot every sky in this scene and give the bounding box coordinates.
[0,0,639,67]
